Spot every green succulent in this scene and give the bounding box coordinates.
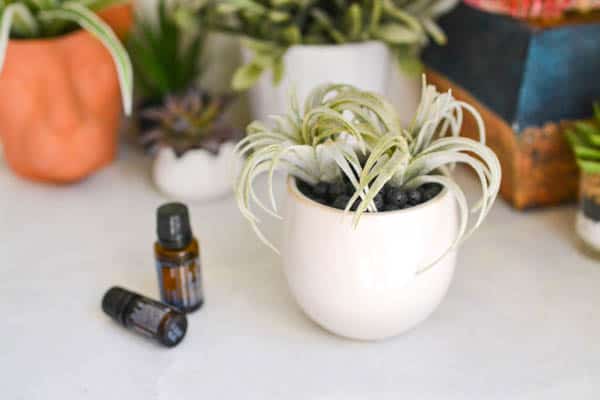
[566,103,600,175]
[0,0,133,114]
[128,0,205,103]
[235,78,501,254]
[208,0,457,90]
[140,88,239,157]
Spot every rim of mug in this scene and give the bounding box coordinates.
[240,40,387,54]
[287,175,450,218]
[285,40,386,52]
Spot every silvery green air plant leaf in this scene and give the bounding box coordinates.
[349,77,501,272]
[234,83,404,251]
[235,78,501,259]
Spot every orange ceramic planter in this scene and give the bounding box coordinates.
[0,5,133,183]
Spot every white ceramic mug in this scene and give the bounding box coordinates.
[282,178,459,341]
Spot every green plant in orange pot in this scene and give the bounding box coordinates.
[0,0,134,183]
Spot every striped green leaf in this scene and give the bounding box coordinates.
[0,3,38,72]
[213,0,455,89]
[39,1,133,114]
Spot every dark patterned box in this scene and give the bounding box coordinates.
[423,3,600,208]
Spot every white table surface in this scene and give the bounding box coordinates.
[2,146,599,399]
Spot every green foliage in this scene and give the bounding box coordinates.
[128,0,205,102]
[566,103,600,174]
[0,0,133,114]
[140,88,239,157]
[235,78,501,253]
[207,0,458,90]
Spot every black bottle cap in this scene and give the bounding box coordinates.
[102,287,137,325]
[157,203,193,250]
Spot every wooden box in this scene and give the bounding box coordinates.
[423,3,600,208]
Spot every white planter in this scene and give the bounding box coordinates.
[152,143,240,202]
[576,211,600,252]
[242,41,420,125]
[282,178,459,341]
[575,176,600,253]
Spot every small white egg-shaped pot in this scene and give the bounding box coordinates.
[241,41,420,125]
[282,178,459,341]
[152,142,240,203]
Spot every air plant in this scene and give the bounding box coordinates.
[235,77,501,252]
[235,83,399,246]
[140,88,239,157]
[346,79,501,253]
[208,0,458,90]
[0,0,133,114]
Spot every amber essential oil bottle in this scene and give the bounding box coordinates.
[155,203,204,313]
[102,287,187,348]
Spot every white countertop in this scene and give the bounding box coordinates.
[2,147,600,399]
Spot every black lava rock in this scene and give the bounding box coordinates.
[296,179,313,198]
[300,180,443,212]
[345,182,356,196]
[407,189,422,205]
[422,183,442,201]
[313,182,329,197]
[333,195,352,210]
[373,193,384,210]
[377,185,388,199]
[386,187,408,207]
[328,180,346,199]
[382,203,398,212]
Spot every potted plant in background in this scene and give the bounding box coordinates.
[423,2,600,210]
[0,0,133,183]
[129,0,205,112]
[208,0,456,124]
[130,0,241,202]
[566,104,600,253]
[234,79,501,340]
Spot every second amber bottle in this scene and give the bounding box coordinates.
[155,203,204,313]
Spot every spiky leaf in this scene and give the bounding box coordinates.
[234,77,501,256]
